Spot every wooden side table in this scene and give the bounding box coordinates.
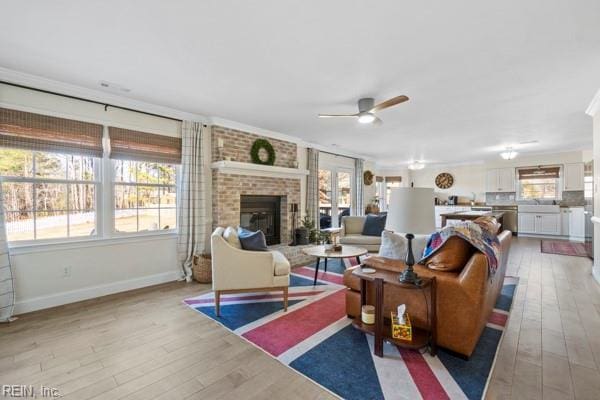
[352,268,437,358]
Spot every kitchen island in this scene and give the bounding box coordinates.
[440,210,505,229]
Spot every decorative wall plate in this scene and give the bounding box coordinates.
[435,172,454,189]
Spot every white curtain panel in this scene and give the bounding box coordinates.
[306,148,320,228]
[354,158,365,216]
[0,182,15,322]
[177,121,206,282]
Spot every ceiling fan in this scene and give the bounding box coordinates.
[318,95,409,124]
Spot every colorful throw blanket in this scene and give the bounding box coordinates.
[420,221,501,278]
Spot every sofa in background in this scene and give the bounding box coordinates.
[344,230,512,357]
[211,227,290,316]
[339,216,382,252]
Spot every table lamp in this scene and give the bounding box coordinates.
[385,188,435,284]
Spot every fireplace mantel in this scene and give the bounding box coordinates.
[211,160,309,179]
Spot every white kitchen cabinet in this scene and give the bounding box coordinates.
[486,168,515,192]
[518,213,560,235]
[518,214,536,234]
[560,208,570,236]
[499,168,516,192]
[564,163,584,191]
[537,214,561,235]
[568,207,585,241]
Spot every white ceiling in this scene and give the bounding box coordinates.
[2,1,600,166]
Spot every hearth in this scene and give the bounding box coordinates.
[240,195,281,245]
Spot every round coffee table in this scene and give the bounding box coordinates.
[302,245,368,285]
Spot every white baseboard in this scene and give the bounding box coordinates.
[593,263,600,286]
[14,270,181,314]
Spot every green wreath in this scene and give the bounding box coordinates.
[250,139,276,166]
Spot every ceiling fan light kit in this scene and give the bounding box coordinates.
[318,95,409,124]
[358,112,376,124]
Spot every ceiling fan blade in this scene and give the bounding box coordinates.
[373,116,383,126]
[370,95,409,112]
[317,113,358,118]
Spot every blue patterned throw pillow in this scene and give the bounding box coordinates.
[237,227,268,251]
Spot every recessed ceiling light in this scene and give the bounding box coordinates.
[500,148,518,160]
[408,161,425,170]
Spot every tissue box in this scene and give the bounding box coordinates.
[391,311,412,341]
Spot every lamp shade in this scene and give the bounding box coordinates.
[385,188,435,234]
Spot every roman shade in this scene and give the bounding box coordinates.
[518,166,560,180]
[376,176,384,183]
[385,176,402,183]
[108,127,182,164]
[0,107,104,157]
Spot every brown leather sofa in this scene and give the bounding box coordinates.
[343,230,512,358]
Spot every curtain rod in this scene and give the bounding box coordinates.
[0,80,191,123]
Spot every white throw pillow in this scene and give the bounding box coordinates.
[378,231,430,261]
[223,226,242,249]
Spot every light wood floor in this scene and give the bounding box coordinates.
[0,237,599,400]
[486,237,600,400]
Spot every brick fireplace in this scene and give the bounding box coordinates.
[211,126,303,245]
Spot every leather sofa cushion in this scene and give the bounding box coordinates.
[339,234,382,246]
[272,251,291,276]
[426,236,474,271]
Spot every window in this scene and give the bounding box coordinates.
[0,148,99,242]
[517,166,561,200]
[318,166,354,228]
[0,107,182,245]
[376,176,402,211]
[113,160,177,233]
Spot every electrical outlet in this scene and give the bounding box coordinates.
[496,194,500,200]
[63,266,71,278]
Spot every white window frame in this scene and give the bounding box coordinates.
[0,150,103,246]
[110,159,179,237]
[1,145,180,248]
[318,160,355,228]
[376,177,403,211]
[516,166,563,201]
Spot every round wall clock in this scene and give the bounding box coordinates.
[363,170,374,185]
[435,172,454,189]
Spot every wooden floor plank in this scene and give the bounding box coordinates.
[1,237,598,400]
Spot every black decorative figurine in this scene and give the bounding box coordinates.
[399,233,422,285]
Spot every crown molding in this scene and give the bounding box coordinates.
[0,67,373,160]
[209,116,372,160]
[0,67,207,122]
[209,116,306,145]
[586,87,600,116]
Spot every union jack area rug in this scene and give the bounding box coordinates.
[184,258,518,400]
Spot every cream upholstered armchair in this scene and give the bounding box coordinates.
[211,227,290,316]
[339,216,382,252]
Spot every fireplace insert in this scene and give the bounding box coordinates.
[240,195,281,245]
